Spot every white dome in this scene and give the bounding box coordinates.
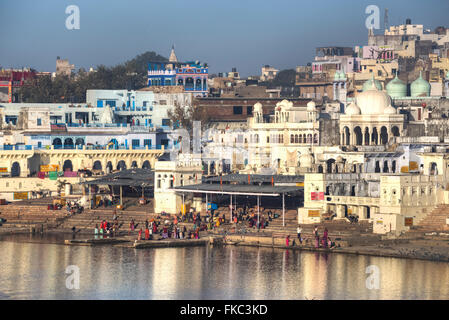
[299,149,315,168]
[306,100,317,112]
[384,104,397,114]
[355,83,391,115]
[276,99,293,112]
[253,102,263,113]
[345,102,361,115]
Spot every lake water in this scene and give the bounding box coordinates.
[0,233,448,300]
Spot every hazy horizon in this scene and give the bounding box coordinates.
[1,0,448,77]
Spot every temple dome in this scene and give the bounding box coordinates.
[169,45,178,63]
[345,101,361,115]
[253,102,263,113]
[306,100,317,112]
[355,82,392,115]
[362,74,382,91]
[384,104,397,114]
[299,149,314,168]
[386,74,407,98]
[411,71,431,97]
[276,99,293,111]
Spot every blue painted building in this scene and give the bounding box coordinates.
[147,47,208,97]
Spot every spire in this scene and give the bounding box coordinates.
[169,45,178,63]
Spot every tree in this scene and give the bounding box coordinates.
[18,51,168,103]
[167,101,210,132]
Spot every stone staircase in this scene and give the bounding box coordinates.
[0,203,67,233]
[259,208,376,243]
[408,204,449,234]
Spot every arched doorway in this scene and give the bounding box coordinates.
[380,126,388,145]
[375,161,381,173]
[106,161,113,173]
[430,162,438,175]
[391,126,400,137]
[364,127,370,145]
[117,160,126,171]
[64,138,74,149]
[344,127,350,145]
[354,126,363,145]
[131,161,138,169]
[53,138,62,149]
[195,78,202,91]
[185,77,194,90]
[93,161,102,171]
[326,159,336,173]
[142,160,151,169]
[75,138,85,147]
[11,162,20,177]
[383,160,389,173]
[371,128,378,145]
[63,160,73,172]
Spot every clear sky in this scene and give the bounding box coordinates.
[0,0,448,77]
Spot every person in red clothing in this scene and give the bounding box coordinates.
[145,228,150,240]
[137,228,142,240]
[286,235,290,247]
[152,222,157,234]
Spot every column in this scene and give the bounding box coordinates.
[358,206,367,219]
[336,204,345,218]
[351,127,356,146]
[333,83,337,100]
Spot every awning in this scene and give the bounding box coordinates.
[171,183,302,197]
[81,168,154,187]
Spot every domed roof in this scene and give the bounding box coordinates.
[386,74,407,98]
[299,149,314,168]
[253,102,263,113]
[345,101,361,115]
[355,82,392,115]
[362,74,382,91]
[384,104,397,114]
[276,99,293,111]
[306,100,317,112]
[411,71,430,97]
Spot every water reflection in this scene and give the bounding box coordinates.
[0,235,448,300]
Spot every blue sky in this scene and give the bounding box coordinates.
[0,0,448,77]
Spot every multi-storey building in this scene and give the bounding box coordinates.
[147,47,208,97]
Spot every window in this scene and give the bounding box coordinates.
[132,139,140,147]
[233,106,243,115]
[105,100,116,107]
[162,119,171,126]
[37,118,42,126]
[144,139,152,147]
[161,139,169,147]
[159,100,167,105]
[247,106,253,115]
[377,70,382,76]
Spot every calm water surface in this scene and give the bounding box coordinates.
[0,234,448,300]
